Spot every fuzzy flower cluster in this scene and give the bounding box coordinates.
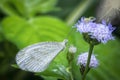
[77,52,99,68]
[75,17,115,43]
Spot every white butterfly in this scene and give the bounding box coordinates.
[16,39,68,72]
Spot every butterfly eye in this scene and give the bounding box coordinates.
[16,39,68,72]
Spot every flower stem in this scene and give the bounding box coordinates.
[67,52,74,80]
[82,44,94,80]
[69,67,74,80]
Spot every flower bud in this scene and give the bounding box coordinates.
[68,45,77,54]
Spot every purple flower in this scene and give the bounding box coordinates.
[75,17,115,43]
[77,52,99,68]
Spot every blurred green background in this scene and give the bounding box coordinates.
[0,0,120,80]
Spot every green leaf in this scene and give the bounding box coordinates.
[12,0,58,17]
[90,39,120,80]
[0,0,59,17]
[11,64,19,68]
[0,35,3,42]
[41,76,58,80]
[36,65,71,80]
[2,16,70,78]
[0,0,19,16]
[0,23,4,42]
[2,16,70,48]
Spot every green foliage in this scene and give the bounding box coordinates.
[0,24,3,42]
[11,64,19,68]
[41,76,58,80]
[0,0,58,17]
[71,33,120,80]
[0,0,120,80]
[2,15,71,79]
[2,16,70,48]
[37,65,71,80]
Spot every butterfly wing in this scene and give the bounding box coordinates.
[16,39,68,72]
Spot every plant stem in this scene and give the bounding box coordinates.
[69,67,74,80]
[82,44,94,80]
[67,52,74,80]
